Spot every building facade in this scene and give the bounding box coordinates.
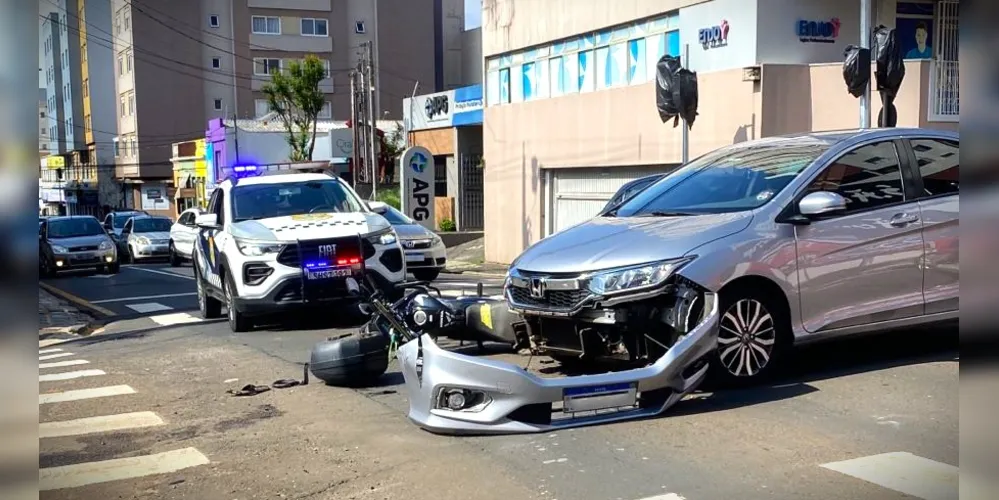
[480,0,961,264]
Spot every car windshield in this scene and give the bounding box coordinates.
[113,213,140,228]
[132,218,173,232]
[612,140,832,217]
[380,205,414,225]
[231,179,365,222]
[47,218,105,238]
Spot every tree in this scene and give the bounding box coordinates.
[261,55,327,161]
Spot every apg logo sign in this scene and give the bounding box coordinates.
[424,94,449,121]
[698,20,730,48]
[409,151,428,174]
[797,17,841,43]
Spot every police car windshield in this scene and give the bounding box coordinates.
[231,180,365,222]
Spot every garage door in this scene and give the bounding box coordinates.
[545,167,663,236]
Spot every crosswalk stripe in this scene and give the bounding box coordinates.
[40,385,136,405]
[40,369,106,382]
[40,411,165,439]
[40,352,75,361]
[821,452,958,500]
[39,447,210,491]
[39,359,90,370]
[39,348,64,354]
[125,302,174,313]
[150,312,202,326]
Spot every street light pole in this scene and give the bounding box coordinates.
[860,0,872,128]
[682,43,690,164]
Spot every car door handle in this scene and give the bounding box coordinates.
[889,213,919,227]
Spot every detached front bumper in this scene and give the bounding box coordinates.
[396,291,720,435]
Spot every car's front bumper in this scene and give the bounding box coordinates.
[52,250,117,270]
[132,243,170,259]
[396,291,720,435]
[403,242,447,270]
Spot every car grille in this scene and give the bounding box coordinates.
[401,239,433,250]
[508,286,590,311]
[276,237,369,268]
[68,245,99,252]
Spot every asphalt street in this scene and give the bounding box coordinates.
[36,262,960,500]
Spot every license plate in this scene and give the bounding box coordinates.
[405,252,424,262]
[305,267,352,281]
[562,382,638,413]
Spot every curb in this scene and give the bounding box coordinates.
[39,282,118,318]
[443,268,507,278]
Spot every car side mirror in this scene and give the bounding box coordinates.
[799,191,848,217]
[368,201,388,214]
[195,213,220,229]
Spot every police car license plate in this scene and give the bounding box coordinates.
[305,267,352,281]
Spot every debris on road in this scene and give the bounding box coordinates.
[227,384,271,397]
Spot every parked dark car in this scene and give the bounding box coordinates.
[40,215,120,277]
[600,173,668,213]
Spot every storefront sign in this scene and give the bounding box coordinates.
[699,20,730,48]
[425,94,449,121]
[399,146,435,230]
[452,84,483,126]
[797,18,841,43]
[45,156,65,169]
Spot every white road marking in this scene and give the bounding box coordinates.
[39,359,90,370]
[39,348,64,354]
[149,312,203,326]
[92,292,196,304]
[39,447,210,491]
[126,266,195,280]
[126,302,173,313]
[87,274,114,279]
[39,411,165,439]
[39,338,74,348]
[634,495,687,500]
[40,369,106,382]
[821,452,958,500]
[40,352,75,361]
[40,385,136,405]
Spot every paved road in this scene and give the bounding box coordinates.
[36,266,960,500]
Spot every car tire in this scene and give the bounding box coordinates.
[224,274,251,333]
[40,258,55,279]
[709,285,791,388]
[412,269,440,282]
[195,263,223,319]
[107,262,121,274]
[169,242,181,267]
[127,245,136,264]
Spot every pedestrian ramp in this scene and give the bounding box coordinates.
[37,348,211,492]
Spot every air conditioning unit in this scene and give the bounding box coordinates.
[743,66,761,82]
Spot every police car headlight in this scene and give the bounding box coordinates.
[235,237,284,257]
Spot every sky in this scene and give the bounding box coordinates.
[465,0,482,30]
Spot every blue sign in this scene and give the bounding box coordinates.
[410,151,428,174]
[452,84,483,127]
[797,18,841,43]
[698,20,730,47]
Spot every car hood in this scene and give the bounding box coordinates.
[513,212,754,274]
[133,231,171,241]
[49,234,111,248]
[229,212,390,242]
[393,223,432,239]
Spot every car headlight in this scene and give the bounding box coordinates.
[136,236,151,245]
[586,257,694,296]
[99,240,113,251]
[369,229,397,246]
[235,237,284,257]
[431,233,443,246]
[51,244,68,253]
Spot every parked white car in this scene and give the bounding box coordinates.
[169,208,202,266]
[368,201,447,281]
[121,215,174,263]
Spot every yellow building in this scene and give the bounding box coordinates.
[170,138,209,216]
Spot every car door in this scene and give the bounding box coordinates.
[39,220,51,266]
[793,139,926,333]
[172,210,194,256]
[120,219,133,254]
[902,136,959,315]
[196,189,226,291]
[181,210,199,256]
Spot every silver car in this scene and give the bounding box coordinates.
[368,201,447,281]
[394,128,958,435]
[121,215,174,263]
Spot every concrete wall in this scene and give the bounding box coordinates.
[375,0,440,118]
[441,0,466,89]
[461,28,483,85]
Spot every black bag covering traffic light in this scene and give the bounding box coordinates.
[872,25,905,127]
[842,44,871,98]
[655,55,698,129]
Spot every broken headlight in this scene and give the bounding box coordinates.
[586,257,694,296]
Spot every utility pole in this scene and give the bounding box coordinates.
[859,0,872,128]
[363,41,378,200]
[355,60,368,186]
[232,111,241,165]
[349,70,359,188]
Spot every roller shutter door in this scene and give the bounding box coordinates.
[545,167,660,235]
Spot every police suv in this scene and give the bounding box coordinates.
[192,169,406,332]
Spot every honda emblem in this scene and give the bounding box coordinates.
[529,277,547,299]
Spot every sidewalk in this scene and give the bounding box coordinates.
[444,260,509,276]
[39,287,94,334]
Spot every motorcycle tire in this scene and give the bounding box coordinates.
[309,331,390,387]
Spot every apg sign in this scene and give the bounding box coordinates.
[399,146,435,230]
[698,20,730,48]
[424,94,449,121]
[797,17,841,43]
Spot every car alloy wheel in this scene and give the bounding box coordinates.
[225,280,235,323]
[197,270,206,312]
[717,298,776,377]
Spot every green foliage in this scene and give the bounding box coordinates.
[260,55,327,161]
[383,123,405,166]
[372,189,401,210]
[439,218,456,232]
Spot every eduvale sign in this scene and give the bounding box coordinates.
[699,20,730,48]
[797,17,841,43]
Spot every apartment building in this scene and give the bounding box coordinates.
[40,12,68,155]
[39,89,51,159]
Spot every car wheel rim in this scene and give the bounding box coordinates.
[225,283,234,323]
[718,299,776,377]
[197,273,205,311]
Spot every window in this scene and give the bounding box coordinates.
[253,58,281,75]
[214,98,223,110]
[212,57,222,69]
[911,138,959,197]
[209,15,220,28]
[41,127,46,135]
[81,43,87,62]
[355,21,366,33]
[322,59,331,78]
[128,93,134,115]
[578,50,594,93]
[254,99,270,117]
[113,138,119,157]
[115,12,120,34]
[120,95,126,117]
[124,10,130,31]
[82,79,88,97]
[805,141,906,213]
[127,51,133,72]
[301,18,328,36]
[118,55,123,75]
[85,115,91,134]
[131,137,137,156]
[251,16,280,35]
[231,179,365,222]
[318,101,332,119]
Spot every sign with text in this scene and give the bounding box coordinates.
[399,146,436,230]
[699,20,730,48]
[797,18,841,43]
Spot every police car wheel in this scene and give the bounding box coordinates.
[224,275,251,332]
[195,263,222,319]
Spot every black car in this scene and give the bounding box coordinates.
[40,215,121,277]
[600,173,667,213]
